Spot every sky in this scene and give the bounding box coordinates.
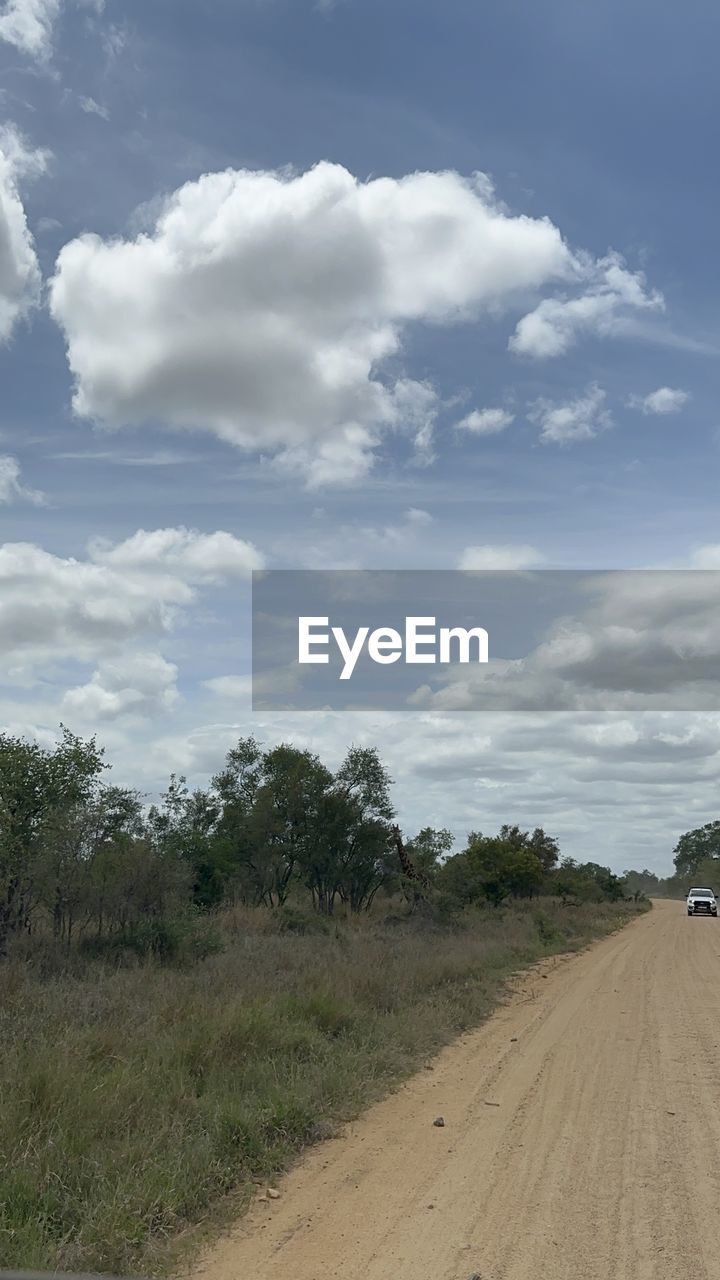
[1,0,719,873]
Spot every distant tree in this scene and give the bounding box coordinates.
[551,858,625,903]
[623,868,660,901]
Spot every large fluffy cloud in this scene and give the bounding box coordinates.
[0,126,46,342]
[62,652,180,721]
[0,526,263,669]
[50,162,634,484]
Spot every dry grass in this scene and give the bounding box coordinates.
[0,897,647,1274]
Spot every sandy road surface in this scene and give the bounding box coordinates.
[191,902,720,1280]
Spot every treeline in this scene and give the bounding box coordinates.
[0,727,631,959]
[624,819,720,900]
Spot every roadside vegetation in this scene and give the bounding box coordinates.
[0,728,650,1273]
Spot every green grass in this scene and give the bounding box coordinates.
[0,897,647,1274]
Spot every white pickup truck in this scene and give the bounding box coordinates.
[687,887,718,917]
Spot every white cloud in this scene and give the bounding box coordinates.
[49,162,580,485]
[62,652,179,721]
[628,386,690,415]
[0,126,47,343]
[458,544,545,570]
[0,526,263,670]
[528,383,611,445]
[0,0,103,61]
[0,0,60,61]
[78,95,109,120]
[509,253,664,359]
[688,546,720,569]
[0,455,45,504]
[455,407,514,435]
[88,526,263,583]
[203,674,252,699]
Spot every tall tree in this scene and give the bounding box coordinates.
[0,728,106,950]
[673,821,720,878]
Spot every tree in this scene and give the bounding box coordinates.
[148,776,222,907]
[673,821,720,878]
[551,858,625,903]
[623,868,660,901]
[0,728,106,950]
[406,827,454,882]
[328,747,396,913]
[465,832,544,906]
[210,738,270,905]
[435,850,484,907]
[41,784,144,943]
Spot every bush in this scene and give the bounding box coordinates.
[79,907,224,966]
[274,905,333,936]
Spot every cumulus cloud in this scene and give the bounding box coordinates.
[455,407,515,435]
[628,386,690,415]
[458,544,544,570]
[49,162,582,485]
[0,455,45,504]
[62,652,179,720]
[528,383,610,444]
[0,0,60,61]
[509,253,663,359]
[0,526,263,669]
[88,526,263,583]
[0,126,47,343]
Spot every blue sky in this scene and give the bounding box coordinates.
[1,0,719,873]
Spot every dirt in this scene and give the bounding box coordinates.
[189,901,720,1279]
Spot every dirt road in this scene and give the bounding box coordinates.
[191,901,720,1280]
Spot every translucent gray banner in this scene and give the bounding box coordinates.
[251,569,720,712]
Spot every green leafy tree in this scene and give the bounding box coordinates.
[148,776,222,907]
[465,832,544,906]
[673,821,720,878]
[0,728,106,950]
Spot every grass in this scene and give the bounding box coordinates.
[0,897,647,1274]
